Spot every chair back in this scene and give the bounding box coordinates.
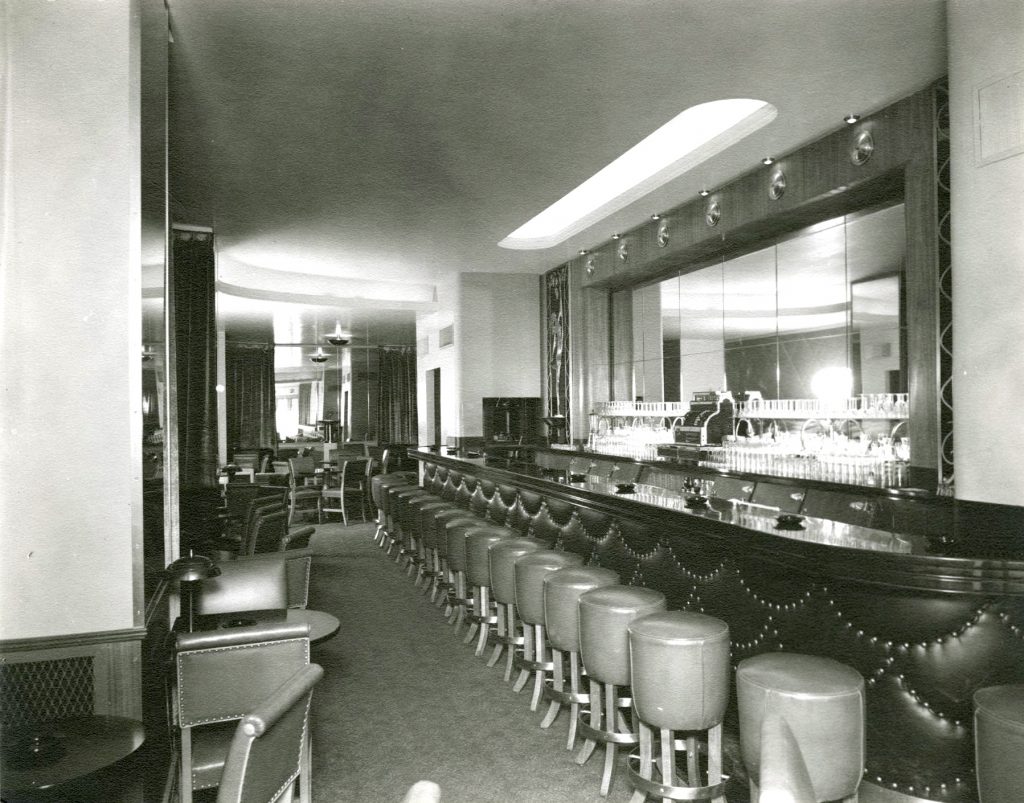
[236,550,312,609]
[216,664,324,803]
[246,506,289,555]
[196,557,288,615]
[174,621,311,729]
[288,456,317,486]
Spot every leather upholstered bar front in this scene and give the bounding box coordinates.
[411,449,1024,802]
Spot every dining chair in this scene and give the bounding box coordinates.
[321,458,367,526]
[173,620,311,803]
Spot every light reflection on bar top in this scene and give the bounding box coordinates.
[578,479,922,555]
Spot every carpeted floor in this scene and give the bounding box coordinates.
[306,521,748,803]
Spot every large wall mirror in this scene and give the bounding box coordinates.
[632,202,906,408]
[217,300,418,465]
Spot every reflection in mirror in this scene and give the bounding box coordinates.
[632,283,663,402]
[723,245,778,399]
[141,0,168,600]
[775,216,849,399]
[658,203,905,410]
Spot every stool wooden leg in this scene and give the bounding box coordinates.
[463,594,480,644]
[567,651,583,750]
[600,682,619,796]
[575,679,601,765]
[708,723,724,803]
[629,720,653,803]
[474,587,491,656]
[530,624,546,711]
[512,625,533,692]
[540,649,564,728]
[660,727,675,803]
[487,604,505,667]
[504,604,519,682]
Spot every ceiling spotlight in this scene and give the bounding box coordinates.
[844,113,860,125]
[611,233,621,240]
[578,249,588,256]
[698,189,710,197]
[761,156,774,166]
[651,213,661,221]
[309,347,329,364]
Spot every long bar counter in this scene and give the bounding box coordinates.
[412,446,1024,802]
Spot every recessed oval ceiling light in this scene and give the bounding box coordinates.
[611,233,621,240]
[651,214,661,221]
[500,98,778,250]
[844,114,860,124]
[698,189,710,197]
[761,156,774,166]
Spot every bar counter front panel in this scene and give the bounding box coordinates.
[412,447,1024,803]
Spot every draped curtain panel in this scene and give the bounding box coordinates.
[171,230,218,490]
[544,264,571,432]
[226,342,276,451]
[376,347,417,443]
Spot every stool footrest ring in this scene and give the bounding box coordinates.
[466,613,498,625]
[512,655,554,673]
[541,684,589,705]
[488,633,524,647]
[626,754,728,801]
[577,714,639,746]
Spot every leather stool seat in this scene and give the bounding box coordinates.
[390,487,434,574]
[576,585,666,797]
[541,566,619,749]
[627,611,730,802]
[487,537,545,678]
[512,550,584,710]
[444,517,488,631]
[404,497,451,593]
[737,652,865,803]
[372,473,416,547]
[974,684,1024,803]
[463,526,515,655]
[429,510,479,614]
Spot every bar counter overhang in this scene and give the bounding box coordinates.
[412,446,1024,802]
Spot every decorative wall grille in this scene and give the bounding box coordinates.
[0,656,94,727]
[935,78,954,491]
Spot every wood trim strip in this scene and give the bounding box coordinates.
[0,627,147,654]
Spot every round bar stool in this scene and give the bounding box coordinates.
[974,684,1024,802]
[512,550,584,711]
[429,509,479,613]
[627,611,730,803]
[487,537,545,679]
[737,652,865,803]
[576,585,666,797]
[404,496,450,591]
[444,517,486,631]
[382,481,423,556]
[372,473,416,548]
[541,566,619,749]
[390,486,434,575]
[463,526,516,655]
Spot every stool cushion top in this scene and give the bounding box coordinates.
[628,610,729,644]
[975,684,1024,730]
[544,566,619,591]
[464,525,514,538]
[515,550,583,571]
[579,584,665,613]
[738,653,863,697]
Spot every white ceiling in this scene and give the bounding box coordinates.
[166,0,947,344]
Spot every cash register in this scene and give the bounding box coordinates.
[663,390,734,462]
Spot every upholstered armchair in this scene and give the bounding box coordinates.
[216,663,324,803]
[172,620,311,803]
[195,556,289,617]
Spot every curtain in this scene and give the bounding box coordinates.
[171,230,218,489]
[226,342,276,451]
[376,347,417,443]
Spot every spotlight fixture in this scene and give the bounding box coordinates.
[761,156,774,166]
[651,213,661,221]
[844,113,860,125]
[698,189,710,197]
[611,233,621,240]
[309,347,329,364]
[326,324,350,346]
[578,249,588,256]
